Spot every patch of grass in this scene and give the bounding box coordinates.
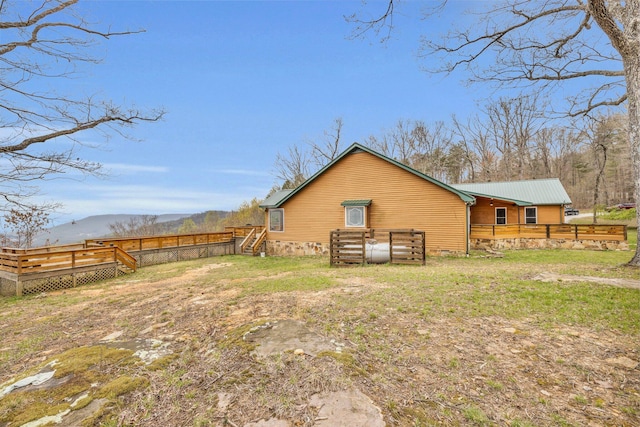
[96,375,149,399]
[463,405,490,425]
[353,253,639,334]
[146,354,180,371]
[240,274,337,296]
[486,379,504,391]
[573,394,588,405]
[601,208,637,221]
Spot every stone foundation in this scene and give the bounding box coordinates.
[266,240,466,258]
[267,241,330,257]
[268,238,627,258]
[471,238,629,251]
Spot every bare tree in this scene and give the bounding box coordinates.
[308,117,344,170]
[3,205,52,248]
[451,113,504,183]
[354,0,640,265]
[484,96,542,181]
[108,215,160,237]
[274,118,344,189]
[408,120,453,182]
[273,144,310,189]
[0,0,164,215]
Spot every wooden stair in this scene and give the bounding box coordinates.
[239,228,267,256]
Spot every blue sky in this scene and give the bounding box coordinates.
[31,0,488,225]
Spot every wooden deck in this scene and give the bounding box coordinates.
[470,224,627,241]
[1,229,247,296]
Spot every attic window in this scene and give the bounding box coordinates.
[342,200,371,228]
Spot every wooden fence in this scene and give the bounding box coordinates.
[470,224,627,241]
[330,229,426,267]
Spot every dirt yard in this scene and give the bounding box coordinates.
[0,255,638,426]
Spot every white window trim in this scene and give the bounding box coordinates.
[345,206,366,228]
[495,207,507,225]
[269,208,285,232]
[525,207,538,224]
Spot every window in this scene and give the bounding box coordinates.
[269,209,284,232]
[495,207,507,225]
[525,207,537,224]
[341,199,371,228]
[345,206,366,227]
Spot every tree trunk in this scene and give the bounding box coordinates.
[625,59,640,266]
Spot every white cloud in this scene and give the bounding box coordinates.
[102,163,169,174]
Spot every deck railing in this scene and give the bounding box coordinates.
[225,226,265,238]
[0,246,136,274]
[0,231,239,275]
[85,231,235,252]
[470,224,627,241]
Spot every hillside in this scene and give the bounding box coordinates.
[32,213,194,246]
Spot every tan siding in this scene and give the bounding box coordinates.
[268,151,468,253]
[535,206,564,224]
[470,198,522,224]
[470,197,564,225]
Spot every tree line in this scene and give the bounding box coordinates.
[274,104,634,211]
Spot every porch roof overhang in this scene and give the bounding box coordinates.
[464,191,533,206]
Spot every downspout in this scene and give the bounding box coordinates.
[466,201,472,256]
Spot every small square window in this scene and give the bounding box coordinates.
[345,206,365,227]
[269,209,284,232]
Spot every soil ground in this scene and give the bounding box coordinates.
[0,255,639,426]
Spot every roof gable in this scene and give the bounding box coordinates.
[266,143,476,207]
[451,179,571,205]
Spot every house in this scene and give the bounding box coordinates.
[451,179,572,226]
[260,143,583,257]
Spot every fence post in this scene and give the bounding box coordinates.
[575,225,579,240]
[546,225,550,239]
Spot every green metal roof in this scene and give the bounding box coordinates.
[266,143,476,208]
[259,189,293,208]
[451,179,572,205]
[341,199,372,207]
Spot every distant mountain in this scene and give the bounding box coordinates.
[33,213,193,246]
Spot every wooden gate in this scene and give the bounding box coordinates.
[389,230,426,265]
[330,229,426,267]
[330,230,366,267]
